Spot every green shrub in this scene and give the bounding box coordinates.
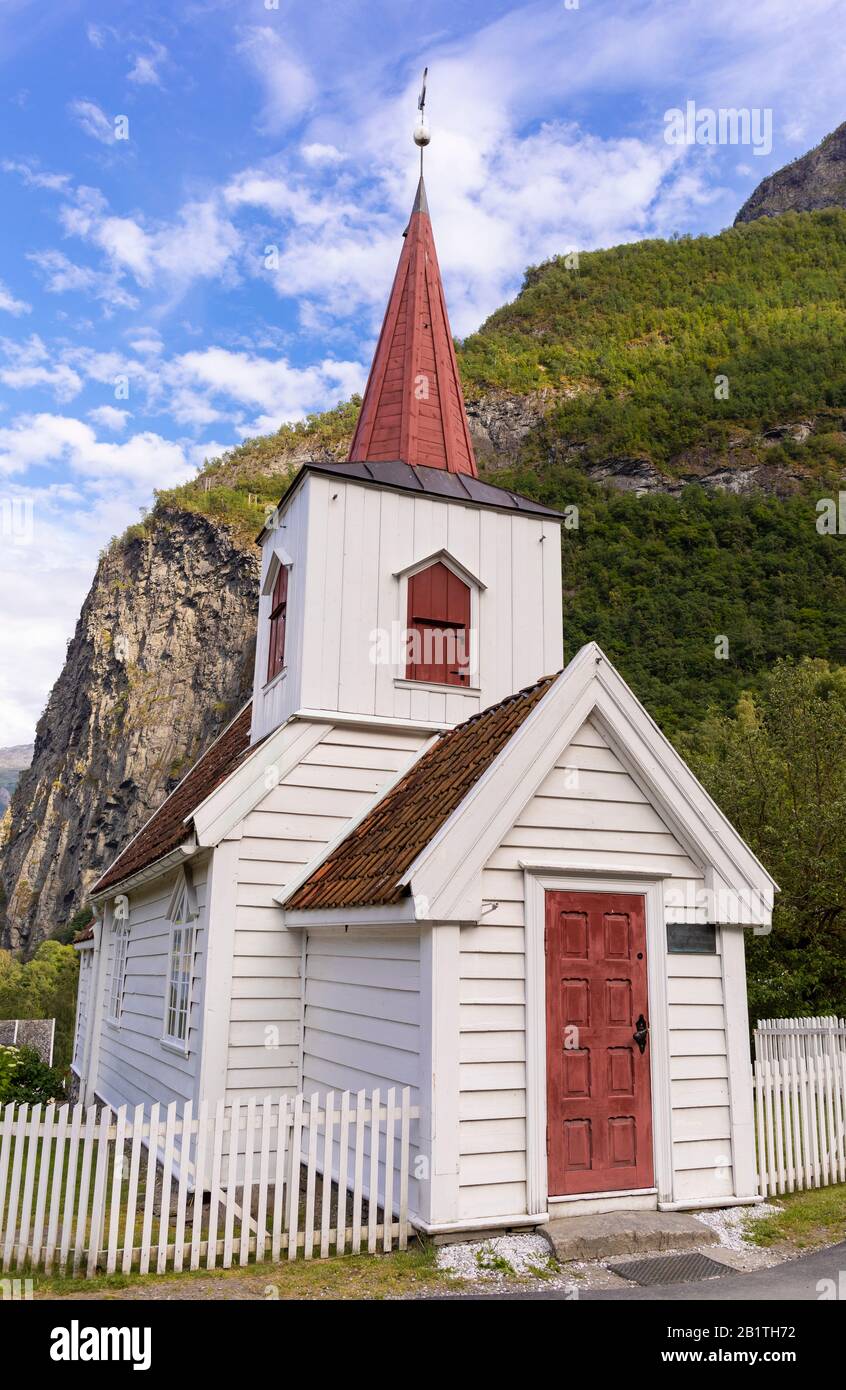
[0,1043,21,1101]
[0,1045,65,1104]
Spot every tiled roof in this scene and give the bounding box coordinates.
[286,674,557,912]
[93,703,254,895]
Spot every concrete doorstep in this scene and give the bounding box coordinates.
[541,1210,718,1262]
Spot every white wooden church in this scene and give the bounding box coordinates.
[73,167,776,1236]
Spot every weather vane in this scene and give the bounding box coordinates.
[413,66,430,175]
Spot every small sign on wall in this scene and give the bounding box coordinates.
[666,922,717,954]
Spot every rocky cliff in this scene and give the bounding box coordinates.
[735,121,846,223]
[0,511,258,950]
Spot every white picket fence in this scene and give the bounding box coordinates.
[753,1018,846,1197]
[0,1087,417,1276]
[755,1016,846,1066]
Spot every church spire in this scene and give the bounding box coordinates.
[348,76,478,476]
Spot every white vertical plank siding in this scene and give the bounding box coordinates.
[251,472,564,744]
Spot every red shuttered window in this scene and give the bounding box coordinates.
[266,564,288,682]
[406,561,471,686]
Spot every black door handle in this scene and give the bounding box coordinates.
[633,1014,649,1054]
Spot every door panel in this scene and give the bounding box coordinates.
[546,890,654,1196]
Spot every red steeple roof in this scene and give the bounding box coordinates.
[348,177,478,476]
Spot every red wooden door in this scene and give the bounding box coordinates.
[545,890,653,1196]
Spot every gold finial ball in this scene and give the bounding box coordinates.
[413,119,431,147]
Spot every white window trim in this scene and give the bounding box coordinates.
[162,868,199,1053]
[521,868,674,1217]
[259,547,294,692]
[107,912,130,1026]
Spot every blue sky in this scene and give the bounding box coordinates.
[1,0,845,744]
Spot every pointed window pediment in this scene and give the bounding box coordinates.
[166,865,198,926]
[394,548,486,592]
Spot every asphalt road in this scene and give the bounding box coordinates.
[463,1240,846,1301]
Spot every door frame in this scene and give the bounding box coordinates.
[522,867,674,1214]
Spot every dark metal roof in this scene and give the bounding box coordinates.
[258,460,563,540]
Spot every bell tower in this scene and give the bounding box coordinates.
[250,77,564,745]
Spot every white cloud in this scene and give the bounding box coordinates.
[0,412,193,488]
[127,41,168,87]
[301,143,345,166]
[2,159,70,192]
[0,420,205,742]
[57,187,242,294]
[28,249,140,311]
[126,329,163,356]
[68,99,117,146]
[0,280,31,316]
[237,26,316,133]
[0,336,82,402]
[167,346,366,430]
[87,405,130,431]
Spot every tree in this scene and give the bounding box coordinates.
[0,941,80,1071]
[682,658,846,1021]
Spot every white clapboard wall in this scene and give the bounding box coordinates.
[0,1088,415,1275]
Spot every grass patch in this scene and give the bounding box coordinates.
[744,1183,846,1250]
[31,1239,457,1301]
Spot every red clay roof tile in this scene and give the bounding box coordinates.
[286,674,557,912]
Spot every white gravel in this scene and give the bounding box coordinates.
[693,1201,781,1250]
[436,1232,553,1282]
[434,1202,787,1290]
